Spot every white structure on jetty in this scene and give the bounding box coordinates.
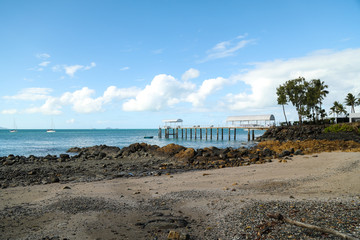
[226,115,275,127]
[162,119,183,128]
[349,113,360,123]
[159,115,275,141]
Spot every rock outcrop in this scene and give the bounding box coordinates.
[2,123,360,188]
[258,124,360,142]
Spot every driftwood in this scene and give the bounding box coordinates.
[267,213,358,240]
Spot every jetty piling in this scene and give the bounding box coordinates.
[160,115,275,142]
[158,126,269,142]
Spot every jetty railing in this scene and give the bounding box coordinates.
[158,125,272,141]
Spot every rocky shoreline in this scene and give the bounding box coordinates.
[2,137,360,189]
[258,123,360,142]
[0,143,273,188]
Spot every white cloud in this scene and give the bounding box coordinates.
[102,86,140,103]
[223,48,360,116]
[26,97,62,115]
[60,87,103,113]
[84,62,96,70]
[66,118,75,124]
[200,36,255,63]
[120,66,130,71]
[63,62,96,77]
[39,61,51,67]
[36,53,50,59]
[3,88,52,101]
[64,65,84,77]
[181,68,200,81]
[123,74,196,111]
[1,109,17,114]
[152,48,164,54]
[52,65,62,72]
[22,85,140,115]
[187,77,229,107]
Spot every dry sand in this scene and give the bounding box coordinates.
[1,151,359,239]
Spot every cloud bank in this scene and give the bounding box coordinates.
[3,49,360,119]
[225,48,360,112]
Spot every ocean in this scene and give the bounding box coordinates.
[0,129,265,157]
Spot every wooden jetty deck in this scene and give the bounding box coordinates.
[159,115,275,141]
[158,125,271,141]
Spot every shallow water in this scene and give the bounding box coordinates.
[0,129,264,156]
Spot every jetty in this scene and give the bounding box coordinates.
[158,115,275,141]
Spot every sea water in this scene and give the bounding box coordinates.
[0,129,264,157]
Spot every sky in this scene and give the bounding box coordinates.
[1,0,360,129]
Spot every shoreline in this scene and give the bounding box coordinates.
[1,151,359,239]
[2,139,360,189]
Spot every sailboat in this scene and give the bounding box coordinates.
[10,119,17,133]
[46,119,56,133]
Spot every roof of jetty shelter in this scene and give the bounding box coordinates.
[162,119,183,123]
[226,115,275,122]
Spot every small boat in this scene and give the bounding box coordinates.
[46,118,56,132]
[10,119,17,132]
[144,136,154,139]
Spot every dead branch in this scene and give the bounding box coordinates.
[267,213,358,240]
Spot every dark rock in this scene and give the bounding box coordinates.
[60,154,70,159]
[262,148,273,157]
[49,176,60,183]
[67,147,82,153]
[259,124,360,142]
[279,150,291,158]
[294,149,304,155]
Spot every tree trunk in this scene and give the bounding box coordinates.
[282,105,288,126]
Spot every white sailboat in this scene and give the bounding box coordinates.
[46,119,56,133]
[10,119,17,133]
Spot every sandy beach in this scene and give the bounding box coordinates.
[1,151,359,239]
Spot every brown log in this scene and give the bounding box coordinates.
[267,213,358,240]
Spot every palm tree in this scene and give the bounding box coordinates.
[345,93,357,113]
[330,101,347,123]
[313,79,329,121]
[276,85,289,125]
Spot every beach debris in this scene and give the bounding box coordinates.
[267,212,358,240]
[167,230,190,240]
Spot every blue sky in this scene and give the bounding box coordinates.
[1,0,360,129]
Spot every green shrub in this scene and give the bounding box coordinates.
[324,123,360,134]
